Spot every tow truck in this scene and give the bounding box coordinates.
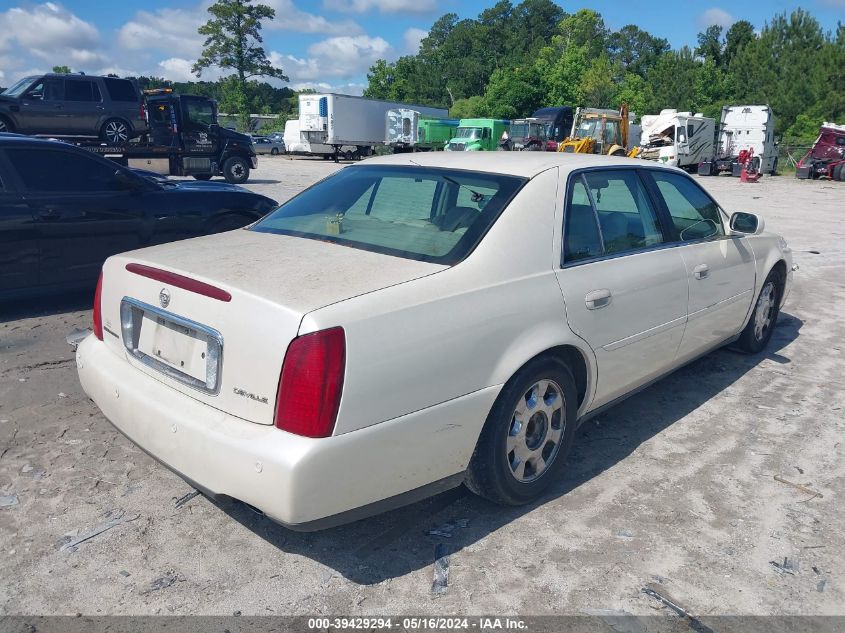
[79,89,258,184]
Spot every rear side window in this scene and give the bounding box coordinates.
[564,179,602,263]
[103,78,138,102]
[252,165,526,265]
[648,171,724,241]
[64,79,101,102]
[563,170,665,264]
[6,148,122,193]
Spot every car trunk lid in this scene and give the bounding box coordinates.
[99,229,445,425]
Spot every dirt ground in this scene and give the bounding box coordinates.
[1,155,843,618]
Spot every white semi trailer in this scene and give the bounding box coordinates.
[283,118,356,158]
[637,110,715,170]
[699,105,778,176]
[299,94,447,160]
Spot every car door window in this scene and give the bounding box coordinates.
[6,148,123,193]
[24,78,62,101]
[583,170,664,254]
[563,178,602,263]
[648,171,725,241]
[64,79,99,102]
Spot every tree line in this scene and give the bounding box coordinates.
[364,2,844,144]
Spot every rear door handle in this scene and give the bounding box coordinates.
[693,264,710,280]
[585,289,612,310]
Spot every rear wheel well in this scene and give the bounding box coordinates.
[520,345,589,408]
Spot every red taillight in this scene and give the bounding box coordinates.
[140,102,147,123]
[274,327,345,438]
[93,272,104,341]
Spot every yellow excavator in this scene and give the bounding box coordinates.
[558,103,636,156]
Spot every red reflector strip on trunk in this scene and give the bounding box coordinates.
[125,263,232,302]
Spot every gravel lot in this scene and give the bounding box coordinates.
[1,155,843,617]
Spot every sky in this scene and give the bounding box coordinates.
[0,0,843,94]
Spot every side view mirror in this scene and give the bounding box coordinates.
[730,211,765,235]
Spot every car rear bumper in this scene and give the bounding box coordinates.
[76,335,496,529]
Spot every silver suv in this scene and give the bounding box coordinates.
[0,74,147,144]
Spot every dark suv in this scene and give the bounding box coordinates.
[0,74,147,144]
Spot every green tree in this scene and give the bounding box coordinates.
[644,47,700,113]
[723,20,755,69]
[557,9,608,59]
[192,0,287,131]
[482,66,544,118]
[608,25,669,76]
[612,72,648,118]
[695,25,723,66]
[450,95,485,119]
[729,9,833,134]
[52,65,72,74]
[535,36,588,106]
[579,55,617,107]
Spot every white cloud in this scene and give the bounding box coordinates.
[269,34,390,88]
[155,57,228,83]
[118,7,206,58]
[0,3,100,61]
[264,0,363,34]
[697,8,735,29]
[323,0,437,13]
[403,27,428,54]
[308,35,391,77]
[289,81,365,96]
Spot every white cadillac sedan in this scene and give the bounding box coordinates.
[77,153,793,530]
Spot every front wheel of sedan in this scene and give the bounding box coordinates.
[736,268,783,354]
[466,357,578,506]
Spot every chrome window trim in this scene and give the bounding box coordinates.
[119,297,224,396]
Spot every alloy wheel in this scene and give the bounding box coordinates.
[753,281,776,341]
[506,379,565,483]
[105,121,129,144]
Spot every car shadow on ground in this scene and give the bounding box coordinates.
[214,311,803,585]
[0,289,93,324]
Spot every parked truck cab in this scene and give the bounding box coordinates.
[444,119,510,152]
[87,91,258,184]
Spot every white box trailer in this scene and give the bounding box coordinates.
[386,108,420,149]
[637,109,715,170]
[700,105,777,176]
[300,94,447,158]
[283,118,357,158]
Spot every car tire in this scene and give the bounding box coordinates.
[736,268,783,354]
[0,116,15,134]
[100,118,131,144]
[222,156,250,184]
[193,174,213,181]
[833,163,844,181]
[271,148,279,155]
[465,356,578,506]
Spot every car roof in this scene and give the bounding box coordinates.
[360,151,681,178]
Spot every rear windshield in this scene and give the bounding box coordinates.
[104,78,138,102]
[251,165,526,264]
